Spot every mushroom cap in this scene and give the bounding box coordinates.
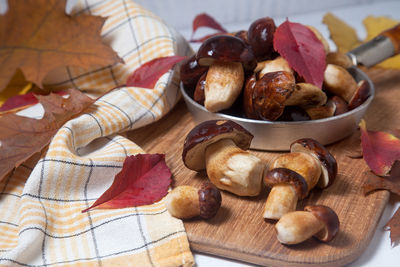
[304,205,340,242]
[331,96,348,116]
[198,182,222,219]
[243,74,258,119]
[247,17,276,60]
[348,80,371,110]
[252,71,296,120]
[196,35,256,71]
[305,99,336,120]
[290,138,338,188]
[264,168,308,199]
[182,120,253,171]
[193,72,207,105]
[180,54,208,89]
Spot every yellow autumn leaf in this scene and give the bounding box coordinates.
[363,16,400,69]
[322,12,361,53]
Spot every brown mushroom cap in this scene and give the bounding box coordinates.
[264,168,308,199]
[348,80,371,110]
[290,138,338,188]
[182,120,253,171]
[193,72,207,104]
[331,96,348,116]
[196,35,257,71]
[198,182,222,219]
[243,74,258,119]
[252,71,296,120]
[180,54,208,89]
[304,205,340,242]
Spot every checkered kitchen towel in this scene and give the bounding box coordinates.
[0,0,194,266]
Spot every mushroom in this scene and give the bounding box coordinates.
[180,54,208,89]
[263,152,321,219]
[243,71,296,120]
[348,80,371,110]
[326,52,353,69]
[304,99,336,120]
[193,72,206,105]
[285,83,327,107]
[275,205,340,244]
[290,138,338,188]
[255,56,293,79]
[323,64,357,102]
[196,35,256,112]
[247,17,276,61]
[165,182,222,219]
[182,120,264,196]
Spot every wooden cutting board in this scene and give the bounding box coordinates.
[128,68,400,267]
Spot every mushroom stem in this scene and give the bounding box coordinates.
[205,138,264,196]
[204,60,244,112]
[263,184,298,219]
[275,211,325,244]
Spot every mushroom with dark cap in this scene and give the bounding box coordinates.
[165,182,221,219]
[263,152,321,219]
[180,54,208,90]
[290,138,338,188]
[196,35,256,112]
[275,205,340,244]
[182,120,264,196]
[247,17,276,60]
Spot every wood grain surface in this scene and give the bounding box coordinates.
[127,68,400,267]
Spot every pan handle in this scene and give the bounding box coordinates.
[347,24,400,67]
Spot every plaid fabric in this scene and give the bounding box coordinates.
[0,0,194,266]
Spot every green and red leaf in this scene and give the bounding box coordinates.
[126,56,187,89]
[82,154,172,212]
[360,119,400,176]
[273,20,326,88]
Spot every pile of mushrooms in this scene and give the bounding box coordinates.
[164,119,340,244]
[180,17,371,121]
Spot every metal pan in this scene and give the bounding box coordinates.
[180,67,374,151]
[180,23,399,151]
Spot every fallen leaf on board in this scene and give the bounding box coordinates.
[322,12,362,53]
[0,89,94,182]
[0,0,123,92]
[363,161,400,195]
[359,119,400,176]
[363,16,400,69]
[126,56,187,89]
[384,206,400,247]
[190,13,227,42]
[82,154,172,212]
[273,20,326,88]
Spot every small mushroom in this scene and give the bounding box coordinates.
[193,72,206,105]
[180,54,208,89]
[285,83,327,107]
[196,35,256,112]
[275,205,340,244]
[304,99,336,120]
[331,95,349,115]
[348,80,371,110]
[323,64,357,102]
[247,17,277,60]
[243,71,296,120]
[263,152,321,219]
[182,120,264,196]
[290,138,338,188]
[326,52,353,69]
[165,183,221,219]
[255,56,293,79]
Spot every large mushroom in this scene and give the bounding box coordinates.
[182,120,264,196]
[275,205,340,244]
[263,152,321,219]
[196,35,256,112]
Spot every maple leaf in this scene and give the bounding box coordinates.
[190,13,227,42]
[82,154,172,212]
[322,12,361,53]
[0,89,94,181]
[359,119,400,176]
[273,20,326,88]
[126,56,187,89]
[0,0,123,92]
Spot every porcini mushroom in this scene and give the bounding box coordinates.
[247,17,276,60]
[348,80,371,110]
[255,56,293,79]
[196,35,256,112]
[285,83,327,107]
[275,205,340,244]
[323,64,357,102]
[180,54,208,89]
[290,138,338,188]
[263,152,321,219]
[165,182,221,219]
[182,120,264,196]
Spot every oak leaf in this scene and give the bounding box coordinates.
[0,0,123,92]
[273,20,326,88]
[82,154,172,212]
[0,89,94,181]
